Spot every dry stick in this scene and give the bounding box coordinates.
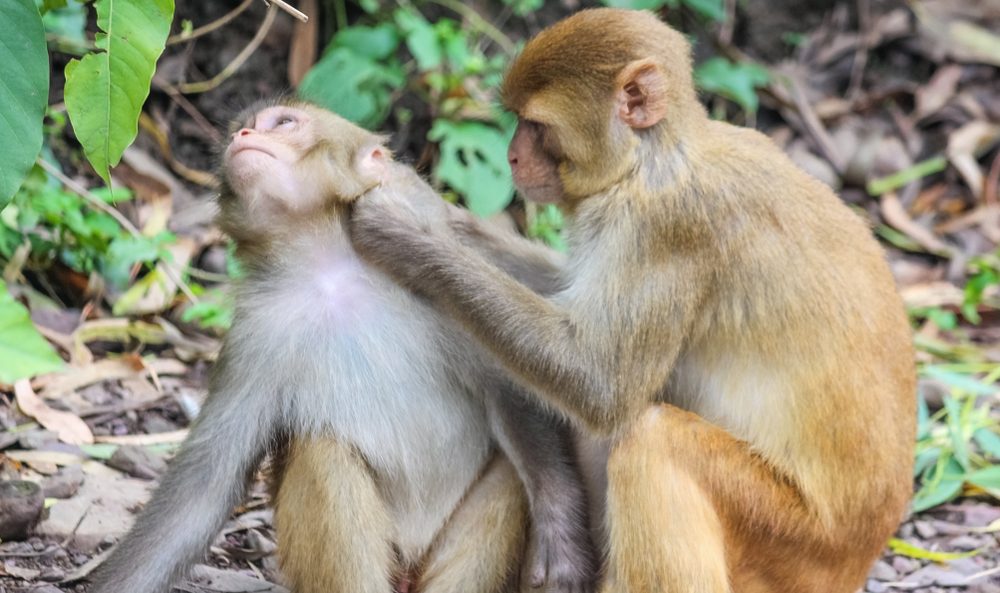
[166,0,255,45]
[264,0,309,22]
[847,0,871,99]
[36,159,199,304]
[424,0,516,55]
[178,4,279,94]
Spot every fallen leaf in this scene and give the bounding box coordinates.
[14,379,94,445]
[915,64,962,120]
[946,120,1000,199]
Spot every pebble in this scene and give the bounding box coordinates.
[948,535,982,550]
[869,560,898,581]
[892,556,921,575]
[897,523,914,538]
[866,579,887,593]
[39,566,65,581]
[914,520,938,538]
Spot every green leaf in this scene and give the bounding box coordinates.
[966,466,1000,491]
[973,428,1000,458]
[40,0,86,42]
[299,47,404,129]
[502,0,543,16]
[912,477,964,512]
[922,365,996,395]
[682,0,724,21]
[694,57,770,114]
[888,538,980,562]
[0,280,64,383]
[64,0,174,183]
[395,9,442,71]
[333,24,400,61]
[0,0,49,206]
[429,120,514,217]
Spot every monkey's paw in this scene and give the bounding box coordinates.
[523,526,598,593]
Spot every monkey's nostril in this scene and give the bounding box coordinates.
[238,129,252,137]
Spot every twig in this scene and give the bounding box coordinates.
[424,0,516,55]
[263,0,309,22]
[178,4,278,94]
[718,0,736,46]
[37,158,141,235]
[166,0,255,45]
[36,159,199,303]
[847,0,871,99]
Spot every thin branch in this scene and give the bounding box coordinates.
[264,0,309,22]
[166,0,255,46]
[424,0,516,55]
[177,5,278,94]
[36,159,199,303]
[38,158,141,235]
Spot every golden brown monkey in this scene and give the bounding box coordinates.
[349,9,916,593]
[87,100,596,593]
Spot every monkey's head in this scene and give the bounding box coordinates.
[502,9,704,202]
[218,100,390,243]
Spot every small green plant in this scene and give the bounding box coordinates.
[913,365,1000,512]
[694,57,771,116]
[963,253,1000,324]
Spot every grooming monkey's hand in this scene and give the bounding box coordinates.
[350,182,457,290]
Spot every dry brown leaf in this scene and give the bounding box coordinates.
[915,64,963,120]
[947,121,1000,198]
[94,429,188,446]
[111,237,196,316]
[4,449,87,467]
[35,356,187,401]
[913,1,1000,67]
[14,379,94,445]
[880,192,958,256]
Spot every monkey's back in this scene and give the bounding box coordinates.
[229,234,494,563]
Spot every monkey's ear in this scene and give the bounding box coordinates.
[356,141,390,182]
[615,59,668,129]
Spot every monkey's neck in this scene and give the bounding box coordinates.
[239,212,354,279]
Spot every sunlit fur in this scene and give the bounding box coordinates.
[352,8,916,593]
[88,103,594,593]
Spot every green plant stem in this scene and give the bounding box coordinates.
[423,0,516,55]
[867,155,948,196]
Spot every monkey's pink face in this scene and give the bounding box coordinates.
[508,119,565,203]
[224,106,323,210]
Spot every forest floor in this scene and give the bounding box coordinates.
[2,0,1000,592]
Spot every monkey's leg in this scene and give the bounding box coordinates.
[417,455,528,593]
[602,405,858,593]
[274,437,395,593]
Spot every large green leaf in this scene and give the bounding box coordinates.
[695,57,770,114]
[429,120,514,217]
[0,280,64,383]
[0,0,48,206]
[64,0,174,183]
[299,46,404,129]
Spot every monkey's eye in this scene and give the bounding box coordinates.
[276,115,296,128]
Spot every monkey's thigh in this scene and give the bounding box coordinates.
[274,437,395,593]
[417,454,528,593]
[601,404,863,593]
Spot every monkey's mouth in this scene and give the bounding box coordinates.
[229,143,276,160]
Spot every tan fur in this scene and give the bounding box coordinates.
[89,102,595,593]
[351,8,915,593]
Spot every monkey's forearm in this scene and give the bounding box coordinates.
[89,385,279,593]
[353,210,616,426]
[449,209,565,296]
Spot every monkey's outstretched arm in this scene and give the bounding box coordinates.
[351,192,702,432]
[89,350,281,593]
[385,163,565,295]
[486,383,596,593]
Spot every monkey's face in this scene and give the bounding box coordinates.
[508,119,566,204]
[219,103,388,240]
[223,106,326,214]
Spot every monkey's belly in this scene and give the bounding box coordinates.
[277,302,493,562]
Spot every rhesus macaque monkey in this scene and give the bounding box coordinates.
[88,101,596,593]
[350,8,916,593]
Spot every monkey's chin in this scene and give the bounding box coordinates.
[516,185,565,204]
